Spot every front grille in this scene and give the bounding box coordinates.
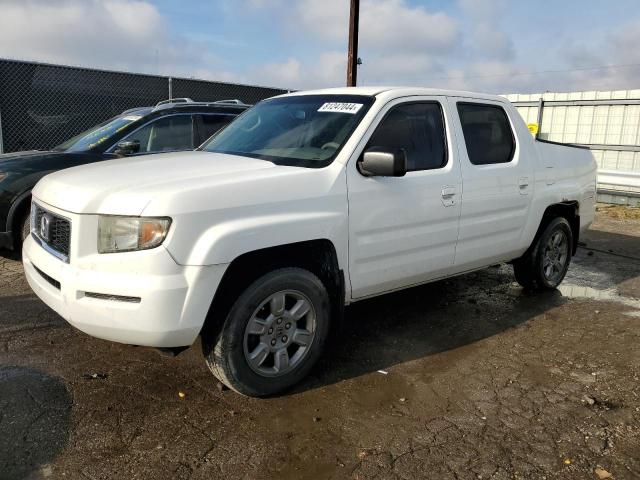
[33,204,71,260]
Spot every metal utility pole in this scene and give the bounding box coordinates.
[347,0,360,87]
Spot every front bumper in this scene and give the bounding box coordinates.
[23,223,227,348]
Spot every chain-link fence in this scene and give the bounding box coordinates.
[0,58,288,153]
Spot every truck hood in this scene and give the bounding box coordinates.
[32,151,279,215]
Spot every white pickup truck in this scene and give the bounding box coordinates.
[23,87,597,396]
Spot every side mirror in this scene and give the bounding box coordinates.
[114,140,140,156]
[358,146,407,177]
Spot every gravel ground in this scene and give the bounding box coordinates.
[0,210,639,480]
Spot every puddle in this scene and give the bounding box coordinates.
[555,256,640,313]
[557,284,640,311]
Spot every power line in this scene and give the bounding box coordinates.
[424,62,640,81]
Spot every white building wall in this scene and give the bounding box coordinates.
[505,90,640,206]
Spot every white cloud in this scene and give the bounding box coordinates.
[607,20,640,66]
[3,0,640,94]
[360,53,441,86]
[250,0,459,89]
[286,0,457,52]
[410,1,640,94]
[310,51,348,87]
[457,0,508,19]
[458,0,514,61]
[547,19,640,92]
[360,0,457,53]
[0,0,161,70]
[443,60,524,92]
[0,0,231,80]
[251,58,302,88]
[292,0,349,43]
[470,24,514,61]
[249,52,347,90]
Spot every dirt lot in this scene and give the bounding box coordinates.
[1,209,639,480]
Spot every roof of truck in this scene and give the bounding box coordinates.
[282,86,507,103]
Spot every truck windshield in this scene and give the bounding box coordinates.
[54,113,145,152]
[201,95,374,167]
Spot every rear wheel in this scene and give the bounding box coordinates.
[513,217,572,291]
[202,268,330,397]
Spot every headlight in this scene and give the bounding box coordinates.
[98,216,171,253]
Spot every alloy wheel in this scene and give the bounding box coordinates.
[243,290,317,377]
[542,230,569,283]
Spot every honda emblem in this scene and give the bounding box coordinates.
[40,214,52,242]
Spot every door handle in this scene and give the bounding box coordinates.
[441,186,456,207]
[518,177,530,195]
[545,166,555,185]
[441,187,456,197]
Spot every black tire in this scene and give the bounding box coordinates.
[513,217,573,291]
[202,268,331,397]
[20,212,31,242]
[12,210,31,252]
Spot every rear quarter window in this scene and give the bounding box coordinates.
[199,114,234,142]
[457,103,515,165]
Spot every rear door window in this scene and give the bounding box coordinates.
[456,103,515,165]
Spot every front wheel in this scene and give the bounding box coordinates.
[202,268,330,397]
[513,217,573,291]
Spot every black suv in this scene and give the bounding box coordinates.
[0,98,249,251]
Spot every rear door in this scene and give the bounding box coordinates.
[347,97,462,299]
[448,98,534,271]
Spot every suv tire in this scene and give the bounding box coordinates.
[203,267,330,397]
[513,217,573,291]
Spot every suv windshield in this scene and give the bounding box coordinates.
[201,95,374,167]
[55,113,146,152]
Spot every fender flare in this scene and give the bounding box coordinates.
[178,211,348,268]
[6,189,32,233]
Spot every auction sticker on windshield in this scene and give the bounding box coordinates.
[318,102,363,114]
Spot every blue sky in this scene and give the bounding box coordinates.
[2,0,640,93]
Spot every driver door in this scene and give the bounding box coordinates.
[347,97,462,299]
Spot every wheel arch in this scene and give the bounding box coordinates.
[200,238,345,341]
[7,190,32,241]
[536,201,580,255]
